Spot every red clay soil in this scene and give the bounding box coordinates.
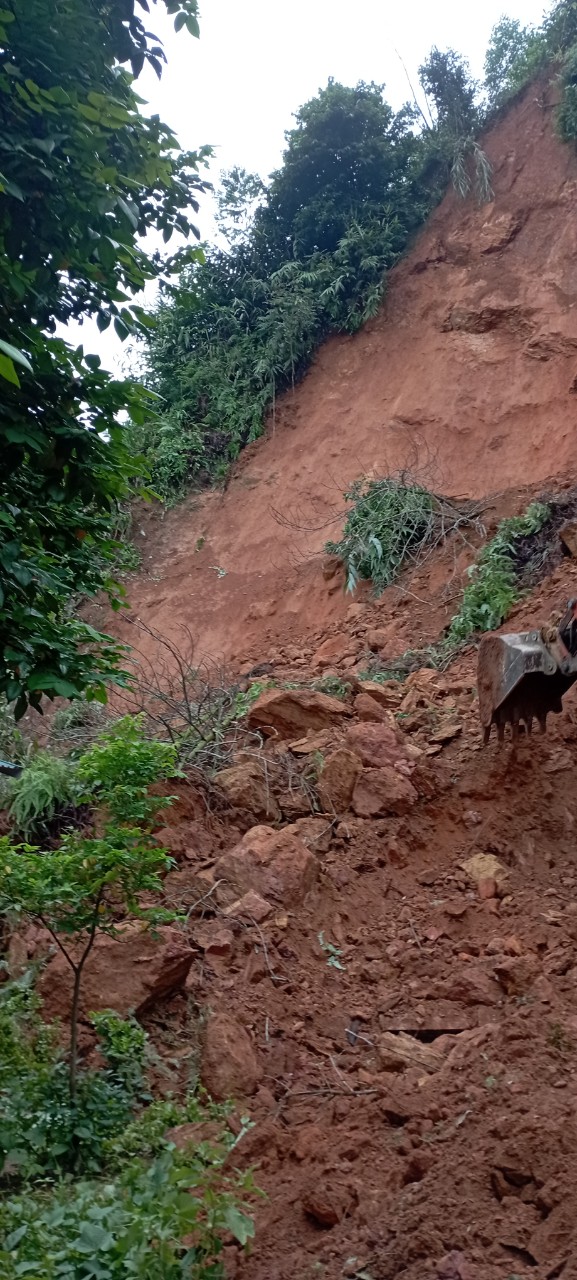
[93,75,577,675]
[69,75,577,1280]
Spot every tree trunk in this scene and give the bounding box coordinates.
[69,963,83,1102]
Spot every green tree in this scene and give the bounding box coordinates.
[258,79,419,258]
[0,0,210,716]
[419,47,479,138]
[0,832,173,1099]
[483,17,539,108]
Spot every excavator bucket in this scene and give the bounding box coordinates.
[478,629,577,743]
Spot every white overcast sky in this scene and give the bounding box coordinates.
[81,0,551,372]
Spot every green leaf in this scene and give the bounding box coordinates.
[27,675,80,697]
[0,354,20,386]
[0,340,33,373]
[117,196,139,230]
[221,1203,255,1246]
[97,237,118,271]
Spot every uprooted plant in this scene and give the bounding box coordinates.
[363,500,553,681]
[325,472,484,595]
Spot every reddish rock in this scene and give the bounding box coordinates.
[214,825,319,907]
[346,721,409,769]
[214,762,281,822]
[223,889,274,923]
[300,1177,354,1227]
[40,924,193,1022]
[312,635,357,668]
[201,1013,262,1100]
[277,790,313,821]
[366,628,391,651]
[353,692,393,722]
[352,767,418,817]
[286,816,333,854]
[436,1251,473,1280]
[248,688,352,738]
[317,748,362,813]
[357,679,403,707]
[493,955,539,996]
[478,877,497,901]
[439,967,500,1007]
[560,519,577,557]
[191,922,234,959]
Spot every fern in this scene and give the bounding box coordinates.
[7,753,84,840]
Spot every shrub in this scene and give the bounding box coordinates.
[49,700,109,752]
[325,476,436,594]
[325,475,478,596]
[76,714,181,825]
[6,752,84,840]
[0,829,174,1100]
[0,1144,255,1279]
[0,978,146,1179]
[446,502,550,643]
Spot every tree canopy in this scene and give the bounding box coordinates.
[0,0,209,716]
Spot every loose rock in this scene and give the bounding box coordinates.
[248,689,352,738]
[223,890,274,923]
[201,1013,262,1100]
[214,824,319,907]
[214,761,281,823]
[40,924,194,1022]
[352,767,418,817]
[346,721,410,769]
[317,748,362,813]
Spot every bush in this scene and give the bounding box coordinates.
[76,714,181,825]
[325,476,436,594]
[446,503,550,643]
[325,475,478,596]
[6,752,84,840]
[0,978,147,1179]
[0,1143,255,1280]
[0,973,255,1273]
[49,700,109,752]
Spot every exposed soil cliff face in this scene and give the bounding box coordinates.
[106,78,577,670]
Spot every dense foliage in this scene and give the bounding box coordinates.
[0,717,255,1275]
[0,0,209,715]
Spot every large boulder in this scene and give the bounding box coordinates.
[317,748,362,814]
[214,761,281,822]
[248,688,352,739]
[40,923,194,1022]
[201,1013,262,1100]
[214,824,319,908]
[352,767,418,817]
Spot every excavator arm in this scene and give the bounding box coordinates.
[478,600,577,743]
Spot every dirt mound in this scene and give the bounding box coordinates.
[98,76,577,674]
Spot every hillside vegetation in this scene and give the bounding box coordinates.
[132,0,577,502]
